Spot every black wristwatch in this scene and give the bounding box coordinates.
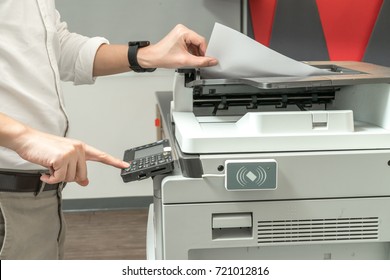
[128,41,156,73]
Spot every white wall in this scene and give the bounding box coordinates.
[56,0,242,43]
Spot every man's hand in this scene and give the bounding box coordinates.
[93,24,218,76]
[137,24,218,69]
[9,125,128,186]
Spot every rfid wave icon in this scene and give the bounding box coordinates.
[236,166,267,187]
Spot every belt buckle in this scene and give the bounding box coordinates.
[34,180,63,196]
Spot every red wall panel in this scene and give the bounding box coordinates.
[316,0,383,61]
[249,0,277,46]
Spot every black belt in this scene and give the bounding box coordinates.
[0,171,62,193]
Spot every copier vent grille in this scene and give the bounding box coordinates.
[257,217,379,244]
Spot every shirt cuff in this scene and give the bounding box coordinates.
[74,37,109,85]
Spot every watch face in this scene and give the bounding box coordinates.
[129,41,150,47]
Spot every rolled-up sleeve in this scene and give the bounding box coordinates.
[55,10,109,85]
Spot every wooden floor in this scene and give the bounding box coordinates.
[63,209,148,260]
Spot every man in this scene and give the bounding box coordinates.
[0,1,217,259]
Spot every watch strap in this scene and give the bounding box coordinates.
[128,41,156,73]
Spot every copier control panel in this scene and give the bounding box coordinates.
[121,139,174,183]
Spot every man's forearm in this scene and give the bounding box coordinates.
[92,44,131,77]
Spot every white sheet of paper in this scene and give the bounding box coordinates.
[201,23,331,79]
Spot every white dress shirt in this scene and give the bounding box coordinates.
[0,0,109,170]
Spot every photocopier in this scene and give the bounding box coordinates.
[147,61,390,260]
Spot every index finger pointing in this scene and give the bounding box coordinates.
[85,145,129,169]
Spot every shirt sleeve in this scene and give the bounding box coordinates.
[55,10,109,85]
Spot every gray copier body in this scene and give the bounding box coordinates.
[148,61,390,260]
